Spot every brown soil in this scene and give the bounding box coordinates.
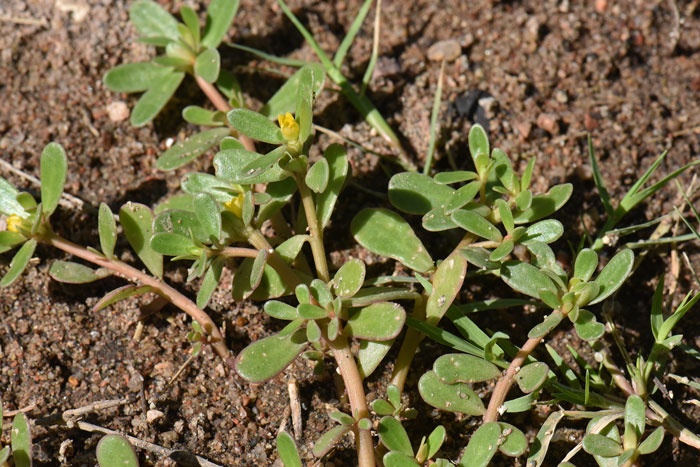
[1,0,700,465]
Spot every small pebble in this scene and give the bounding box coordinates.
[147,409,164,423]
[554,90,568,103]
[427,39,462,62]
[595,0,607,13]
[515,121,532,139]
[106,101,129,122]
[536,113,559,134]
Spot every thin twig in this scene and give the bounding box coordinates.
[287,378,303,440]
[0,13,47,26]
[2,403,37,417]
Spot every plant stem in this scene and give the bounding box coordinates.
[389,294,426,393]
[327,333,375,467]
[194,74,256,153]
[40,231,231,362]
[246,228,304,289]
[294,174,330,282]
[219,247,259,259]
[483,335,544,423]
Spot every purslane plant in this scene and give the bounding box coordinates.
[1,1,700,466]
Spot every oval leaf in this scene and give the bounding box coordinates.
[638,426,664,455]
[589,249,634,305]
[528,311,564,339]
[522,219,564,245]
[276,431,301,467]
[574,309,606,341]
[515,362,549,393]
[103,62,170,93]
[40,142,67,217]
[150,232,198,257]
[357,339,394,379]
[451,209,503,243]
[119,202,162,277]
[389,173,454,215]
[235,329,307,382]
[352,208,433,273]
[98,203,117,258]
[93,285,152,312]
[312,425,351,458]
[193,193,222,242]
[459,422,500,467]
[500,261,557,299]
[498,423,528,457]
[264,300,298,320]
[131,70,184,127]
[49,260,112,284]
[194,47,220,83]
[418,370,485,416]
[0,239,37,287]
[513,184,573,224]
[227,108,284,144]
[316,144,349,229]
[11,413,32,467]
[305,157,329,193]
[434,354,501,384]
[582,434,623,458]
[96,434,139,467]
[344,302,406,341]
[214,148,289,184]
[574,248,599,282]
[157,127,231,170]
[426,251,467,325]
[378,416,413,456]
[333,258,366,298]
[130,0,179,40]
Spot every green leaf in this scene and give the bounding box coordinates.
[589,249,634,305]
[500,261,557,299]
[527,411,565,466]
[202,0,240,48]
[197,257,223,309]
[459,422,500,467]
[119,202,162,277]
[582,434,623,457]
[574,309,605,341]
[180,6,200,46]
[468,124,489,160]
[0,447,8,465]
[444,182,481,213]
[513,184,573,224]
[344,302,406,341]
[306,319,321,342]
[265,300,298,320]
[295,68,314,142]
[329,411,355,426]
[130,0,179,40]
[0,177,25,217]
[310,279,333,308]
[49,260,112,284]
[489,239,514,262]
[426,425,446,459]
[103,62,171,93]
[235,328,307,382]
[434,171,477,185]
[298,303,328,320]
[515,362,549,393]
[153,209,208,243]
[528,311,564,339]
[256,178,297,225]
[624,394,646,440]
[240,146,289,183]
[425,251,467,325]
[422,205,458,232]
[97,203,118,258]
[352,208,433,273]
[433,354,500,384]
[522,219,564,245]
[11,413,32,467]
[650,275,664,340]
[40,142,67,217]
[0,239,36,287]
[389,173,454,215]
[249,248,269,291]
[261,64,326,118]
[228,108,285,144]
[0,231,26,249]
[150,232,198,257]
[96,434,139,467]
[193,193,222,242]
[346,286,420,308]
[498,423,528,457]
[419,370,485,416]
[372,399,395,416]
[182,105,225,126]
[357,339,394,379]
[306,158,329,193]
[383,452,419,467]
[276,431,301,467]
[316,144,349,229]
[157,127,230,170]
[378,416,413,456]
[333,258,365,298]
[459,246,500,270]
[215,148,290,184]
[312,425,351,458]
[638,426,664,454]
[131,70,185,127]
[194,47,221,83]
[93,285,152,312]
[515,189,532,211]
[451,209,503,242]
[574,248,598,282]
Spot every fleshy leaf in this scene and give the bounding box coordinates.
[378,416,413,456]
[130,0,179,40]
[383,452,419,467]
[522,219,564,245]
[515,362,549,393]
[451,209,503,243]
[119,202,162,277]
[235,329,307,382]
[305,158,329,193]
[589,249,634,305]
[582,434,622,457]
[265,300,298,320]
[433,354,500,384]
[468,124,489,160]
[0,177,25,217]
[574,309,606,341]
[498,423,528,457]
[98,203,117,258]
[638,426,664,455]
[500,261,557,299]
[11,413,32,467]
[418,370,485,415]
[197,257,223,309]
[96,434,139,467]
[193,193,222,242]
[389,173,454,215]
[528,311,564,339]
[333,258,366,298]
[103,62,171,93]
[276,431,301,467]
[297,303,328,320]
[433,170,477,185]
[194,47,220,83]
[316,144,349,229]
[459,422,500,467]
[312,425,351,458]
[357,339,394,379]
[150,232,198,257]
[0,239,37,287]
[202,0,240,48]
[214,147,289,184]
[228,108,284,144]
[261,64,325,118]
[131,71,185,127]
[352,208,433,273]
[344,302,406,341]
[574,248,599,282]
[182,106,225,126]
[425,251,466,325]
[157,127,231,170]
[93,285,152,312]
[49,261,112,284]
[513,184,573,224]
[40,142,67,217]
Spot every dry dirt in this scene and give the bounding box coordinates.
[1,0,700,465]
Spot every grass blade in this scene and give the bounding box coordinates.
[359,0,381,95]
[423,60,445,175]
[333,0,374,69]
[587,134,614,218]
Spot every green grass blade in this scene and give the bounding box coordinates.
[359,0,381,95]
[277,0,335,70]
[227,42,308,68]
[588,134,614,218]
[333,0,374,69]
[619,159,700,214]
[423,60,445,175]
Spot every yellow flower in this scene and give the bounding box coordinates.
[278,112,299,141]
[6,214,23,233]
[224,193,245,218]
